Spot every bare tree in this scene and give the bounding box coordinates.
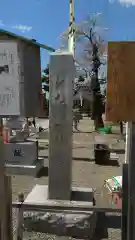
[60,13,107,130]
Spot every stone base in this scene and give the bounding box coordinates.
[23,185,97,238]
[6,157,47,176]
[4,141,38,165]
[25,184,94,203]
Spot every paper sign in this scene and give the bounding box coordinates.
[0,41,20,116]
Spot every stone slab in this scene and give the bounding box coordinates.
[6,158,47,176]
[49,52,75,200]
[4,141,38,165]
[23,184,97,238]
[24,184,94,204]
[23,211,97,238]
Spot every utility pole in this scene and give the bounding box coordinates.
[68,0,75,55]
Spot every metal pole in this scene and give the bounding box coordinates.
[0,118,7,240]
[125,122,130,163]
[68,0,75,55]
[127,122,135,240]
[16,193,24,240]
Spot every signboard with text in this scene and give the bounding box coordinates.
[106,41,135,121]
[0,41,20,116]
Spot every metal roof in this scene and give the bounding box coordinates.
[0,29,55,52]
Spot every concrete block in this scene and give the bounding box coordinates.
[6,157,45,176]
[4,141,38,165]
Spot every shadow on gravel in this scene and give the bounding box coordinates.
[93,212,121,240]
[73,157,94,162]
[96,159,120,167]
[36,167,48,178]
[73,130,93,134]
[73,146,88,149]
[40,155,95,163]
[40,156,119,166]
[111,149,125,154]
[105,215,121,229]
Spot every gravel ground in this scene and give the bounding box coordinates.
[11,119,124,239]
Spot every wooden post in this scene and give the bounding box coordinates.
[49,51,75,200]
[0,119,7,240]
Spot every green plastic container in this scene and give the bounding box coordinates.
[98,126,112,134]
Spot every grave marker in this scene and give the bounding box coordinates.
[49,51,75,200]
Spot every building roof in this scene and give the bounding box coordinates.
[0,29,55,52]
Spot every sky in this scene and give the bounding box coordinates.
[0,0,135,68]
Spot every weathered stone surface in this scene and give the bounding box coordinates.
[49,52,75,200]
[23,211,97,238]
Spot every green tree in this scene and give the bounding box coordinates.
[60,13,107,130]
[42,64,49,92]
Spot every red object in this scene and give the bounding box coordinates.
[104,186,122,209]
[0,126,3,137]
[3,128,9,143]
[112,192,122,208]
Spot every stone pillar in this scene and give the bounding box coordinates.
[48,51,75,200]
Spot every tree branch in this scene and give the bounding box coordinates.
[89,28,93,45]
